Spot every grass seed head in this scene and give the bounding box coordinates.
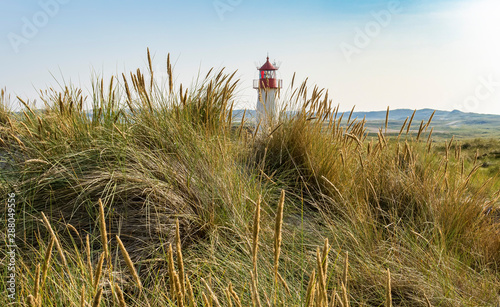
[116,235,142,290]
[98,199,109,260]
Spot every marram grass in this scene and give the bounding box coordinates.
[1,52,500,306]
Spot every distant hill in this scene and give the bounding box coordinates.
[349,108,500,122]
[232,108,500,139]
[233,108,500,122]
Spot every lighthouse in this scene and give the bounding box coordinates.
[253,56,282,129]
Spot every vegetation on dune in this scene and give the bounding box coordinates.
[1,51,500,306]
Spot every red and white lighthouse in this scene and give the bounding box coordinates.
[253,56,282,128]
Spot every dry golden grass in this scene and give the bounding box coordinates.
[92,287,103,307]
[2,51,500,306]
[93,253,104,292]
[114,283,127,307]
[86,235,93,285]
[40,212,68,268]
[386,268,392,307]
[40,237,54,290]
[273,190,285,282]
[116,235,142,290]
[175,219,185,296]
[252,195,261,276]
[80,285,86,307]
[98,198,109,261]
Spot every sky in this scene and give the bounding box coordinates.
[1,0,500,114]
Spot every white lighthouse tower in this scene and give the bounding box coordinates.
[253,56,282,130]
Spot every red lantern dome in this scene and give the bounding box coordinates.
[259,56,278,71]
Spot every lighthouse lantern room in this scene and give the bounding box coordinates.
[253,56,282,129]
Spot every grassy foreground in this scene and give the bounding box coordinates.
[1,53,500,306]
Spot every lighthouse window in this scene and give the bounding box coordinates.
[261,71,274,79]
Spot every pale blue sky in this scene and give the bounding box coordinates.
[1,0,500,114]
